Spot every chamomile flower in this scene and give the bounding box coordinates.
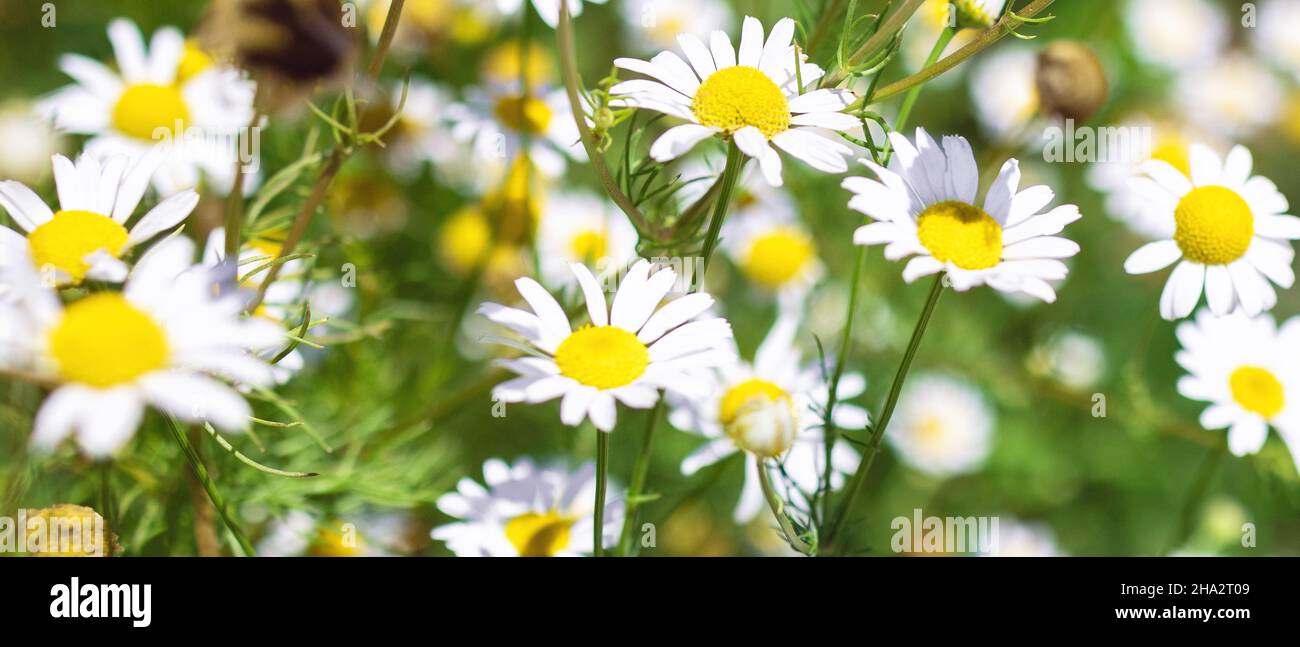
[480,259,733,432]
[433,458,623,556]
[0,150,197,286]
[901,1,978,76]
[447,82,585,179]
[1085,115,1219,240]
[1175,310,1300,466]
[846,129,1082,302]
[39,19,256,194]
[257,509,409,557]
[669,314,865,522]
[202,228,307,384]
[620,0,733,53]
[1125,0,1227,71]
[980,518,1063,557]
[1,236,283,458]
[720,195,823,297]
[1123,144,1299,320]
[610,16,858,186]
[497,0,609,27]
[0,102,63,185]
[887,373,994,478]
[536,191,637,287]
[1176,54,1283,139]
[968,45,1039,142]
[1255,0,1300,82]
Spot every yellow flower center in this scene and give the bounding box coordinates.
[1229,366,1284,418]
[176,40,213,83]
[914,415,948,450]
[493,95,553,135]
[27,210,130,282]
[949,0,996,28]
[112,83,190,141]
[505,511,576,557]
[570,229,608,263]
[691,66,790,139]
[1173,186,1253,265]
[1150,137,1191,177]
[743,227,815,288]
[915,200,1003,270]
[554,325,649,390]
[439,206,492,273]
[308,524,366,557]
[482,41,555,87]
[48,293,170,388]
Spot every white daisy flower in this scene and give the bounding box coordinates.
[1255,0,1300,82]
[620,0,733,53]
[1176,53,1283,139]
[479,259,734,432]
[720,192,823,297]
[1123,144,1299,320]
[968,45,1038,142]
[610,16,858,186]
[846,128,1082,302]
[0,102,63,185]
[432,458,623,556]
[257,509,409,557]
[1028,330,1107,391]
[887,373,994,478]
[202,228,308,385]
[980,517,1063,557]
[1176,310,1300,467]
[1085,115,1220,240]
[536,191,638,287]
[0,149,197,286]
[496,0,608,27]
[378,77,462,180]
[447,82,585,179]
[0,236,283,458]
[669,314,865,522]
[1125,0,1227,71]
[38,19,256,194]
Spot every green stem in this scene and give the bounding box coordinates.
[816,26,949,537]
[593,429,609,557]
[618,399,663,555]
[823,0,926,87]
[166,418,256,556]
[1166,443,1226,555]
[99,461,116,535]
[825,273,945,553]
[698,141,743,289]
[849,0,1057,106]
[757,459,814,556]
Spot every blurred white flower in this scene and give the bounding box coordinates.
[887,373,994,478]
[1125,0,1227,71]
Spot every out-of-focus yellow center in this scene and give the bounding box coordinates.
[439,206,492,273]
[112,83,190,141]
[27,210,129,282]
[1173,186,1253,265]
[48,293,169,388]
[308,524,365,557]
[914,415,949,449]
[692,66,790,139]
[493,95,552,135]
[505,511,576,557]
[1150,136,1191,177]
[915,200,1003,270]
[482,41,555,87]
[743,227,815,288]
[554,325,649,390]
[1229,366,1284,418]
[176,40,213,83]
[569,229,608,263]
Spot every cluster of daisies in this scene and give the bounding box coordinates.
[441,10,1091,556]
[0,20,312,457]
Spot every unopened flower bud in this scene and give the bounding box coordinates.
[720,380,799,458]
[1035,41,1108,123]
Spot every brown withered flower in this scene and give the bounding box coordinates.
[1035,41,1109,123]
[199,0,360,113]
